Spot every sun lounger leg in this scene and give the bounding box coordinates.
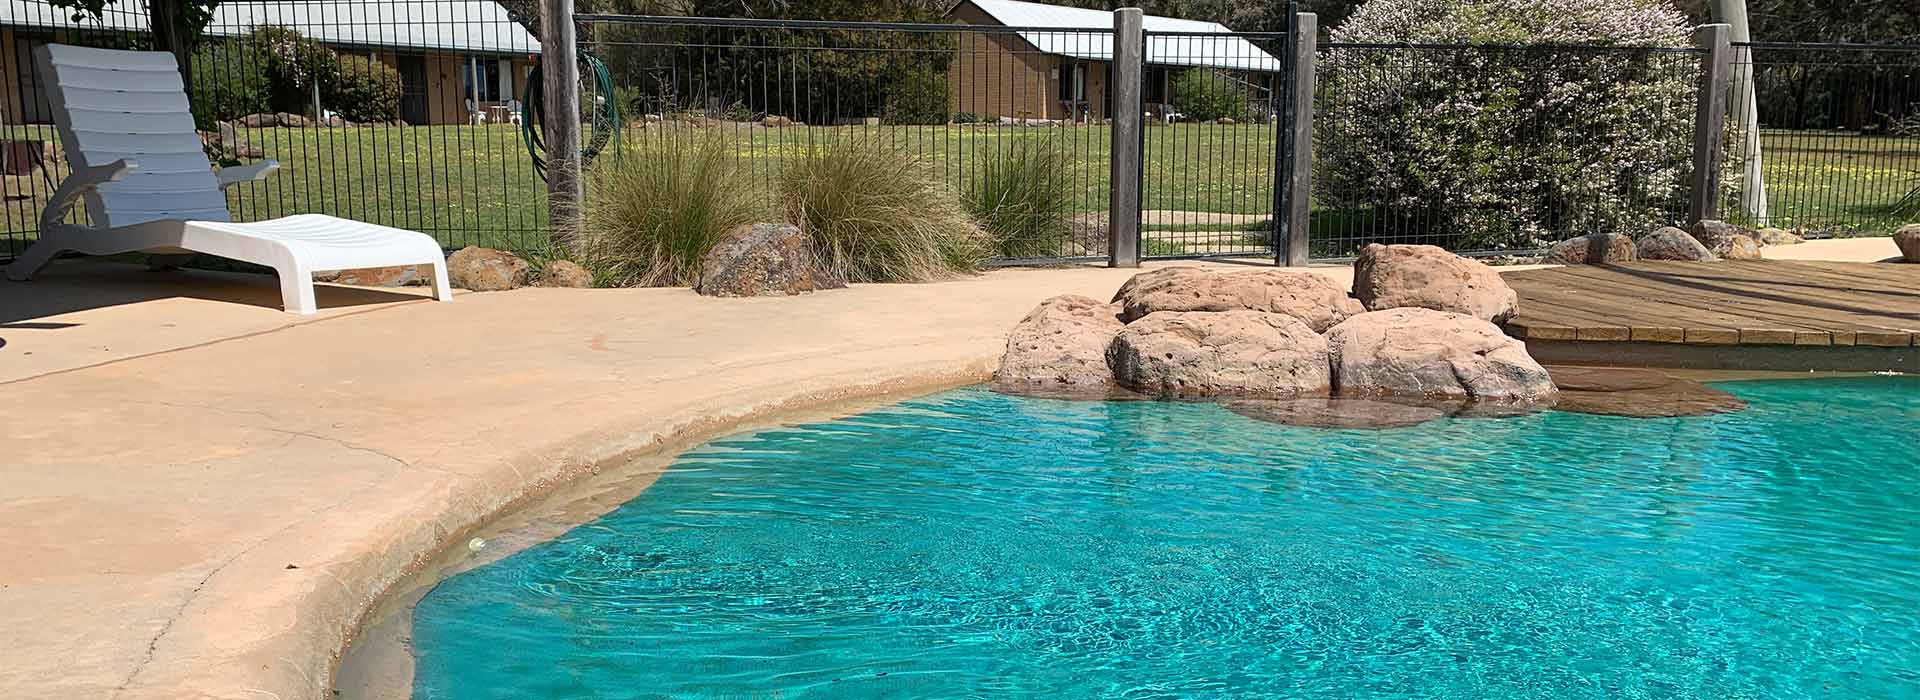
[4,241,63,281]
[428,259,453,302]
[278,262,317,315]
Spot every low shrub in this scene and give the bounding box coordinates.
[1316,0,1703,250]
[966,141,1076,258]
[952,111,985,124]
[884,67,952,125]
[780,139,988,282]
[189,40,270,130]
[325,55,402,123]
[578,137,765,286]
[1172,68,1251,123]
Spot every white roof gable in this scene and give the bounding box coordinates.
[964,0,1281,72]
[0,1,540,55]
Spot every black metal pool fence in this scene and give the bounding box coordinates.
[1,0,1916,266]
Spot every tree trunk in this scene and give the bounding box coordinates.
[148,0,193,89]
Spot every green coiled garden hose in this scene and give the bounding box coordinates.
[521,50,620,182]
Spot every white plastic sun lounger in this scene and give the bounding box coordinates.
[5,44,451,314]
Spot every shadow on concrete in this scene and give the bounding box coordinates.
[0,261,428,324]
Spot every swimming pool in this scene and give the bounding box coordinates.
[410,377,1919,699]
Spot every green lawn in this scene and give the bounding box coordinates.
[1731,129,1920,233]
[2,122,1909,261]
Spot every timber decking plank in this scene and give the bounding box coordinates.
[1509,266,1833,343]
[1503,261,1919,347]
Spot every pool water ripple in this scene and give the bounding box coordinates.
[412,377,1920,699]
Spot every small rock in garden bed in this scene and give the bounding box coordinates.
[1542,233,1636,265]
[537,260,594,288]
[1895,224,1920,263]
[993,294,1125,390]
[1112,267,1363,332]
[1707,233,1763,260]
[1754,227,1804,246]
[1351,243,1516,322]
[696,223,844,297]
[1635,227,1717,262]
[447,246,530,291]
[1107,310,1332,399]
[1545,366,1746,418]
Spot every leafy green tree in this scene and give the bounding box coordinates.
[48,0,219,85]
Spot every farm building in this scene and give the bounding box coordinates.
[946,0,1282,122]
[0,0,539,126]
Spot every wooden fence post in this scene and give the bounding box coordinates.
[1279,13,1316,267]
[542,0,584,252]
[1108,8,1144,268]
[1688,24,1733,224]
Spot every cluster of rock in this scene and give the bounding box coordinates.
[234,112,401,129]
[1543,219,1803,265]
[994,245,1560,427]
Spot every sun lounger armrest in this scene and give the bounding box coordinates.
[217,160,280,189]
[39,158,137,231]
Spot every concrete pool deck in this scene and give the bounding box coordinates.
[0,238,1892,700]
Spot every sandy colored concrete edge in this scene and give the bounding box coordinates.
[287,361,1002,698]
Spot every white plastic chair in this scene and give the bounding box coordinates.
[7,44,452,314]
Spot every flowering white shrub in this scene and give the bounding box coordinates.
[1316,0,1704,251]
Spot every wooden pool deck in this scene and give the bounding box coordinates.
[1503,260,1920,371]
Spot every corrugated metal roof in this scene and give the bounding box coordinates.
[964,0,1281,72]
[0,1,540,55]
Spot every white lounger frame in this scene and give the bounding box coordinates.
[5,44,452,314]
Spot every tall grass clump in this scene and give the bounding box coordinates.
[579,137,764,286]
[780,140,989,282]
[966,141,1076,259]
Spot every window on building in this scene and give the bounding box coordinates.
[461,57,503,103]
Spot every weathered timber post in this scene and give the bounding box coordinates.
[1279,13,1317,267]
[1108,7,1144,268]
[542,0,584,251]
[1688,24,1733,224]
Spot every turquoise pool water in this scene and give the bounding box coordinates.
[411,377,1920,699]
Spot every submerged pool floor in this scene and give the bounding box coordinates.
[412,377,1920,699]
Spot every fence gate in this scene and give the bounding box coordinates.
[1128,25,1293,262]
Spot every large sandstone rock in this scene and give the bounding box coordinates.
[1542,233,1636,265]
[696,223,844,297]
[1896,224,1920,262]
[1351,243,1516,323]
[1106,310,1331,398]
[1112,268,1363,332]
[538,260,594,288]
[1325,308,1557,401]
[447,246,531,291]
[993,295,1125,389]
[1635,227,1717,261]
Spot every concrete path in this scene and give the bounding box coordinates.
[0,239,1889,700]
[0,258,1281,700]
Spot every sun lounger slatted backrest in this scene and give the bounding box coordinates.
[38,44,232,228]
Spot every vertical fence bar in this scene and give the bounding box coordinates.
[1280,13,1316,267]
[1689,24,1733,223]
[543,0,584,251]
[1108,7,1144,268]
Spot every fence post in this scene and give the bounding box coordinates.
[1279,13,1316,267]
[1688,24,1733,224]
[1108,8,1145,268]
[542,0,585,252]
